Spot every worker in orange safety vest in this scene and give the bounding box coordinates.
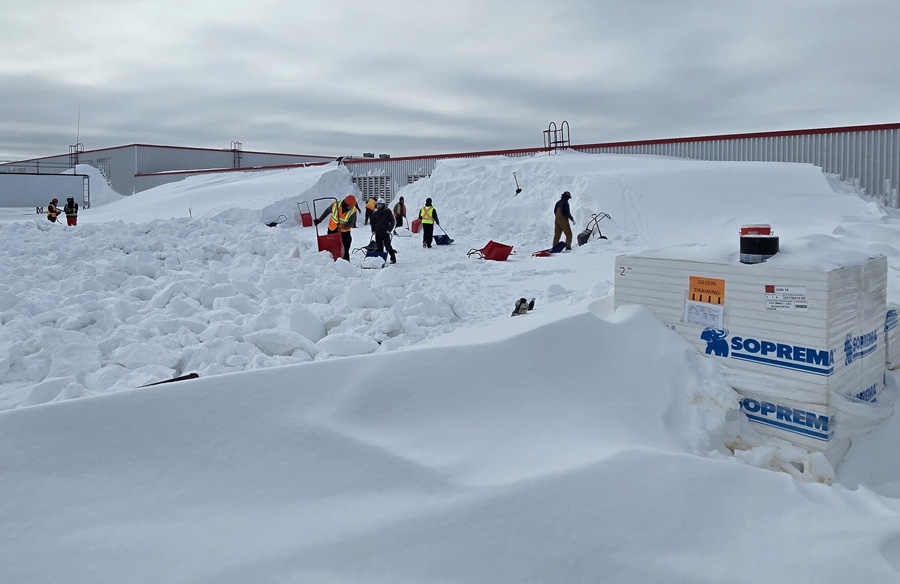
[315,195,358,261]
[364,196,377,225]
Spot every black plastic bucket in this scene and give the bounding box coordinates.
[740,234,779,264]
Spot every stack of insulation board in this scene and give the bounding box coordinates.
[614,247,887,466]
[887,305,900,370]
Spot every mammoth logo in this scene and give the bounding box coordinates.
[701,328,729,357]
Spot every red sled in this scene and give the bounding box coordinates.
[532,242,567,257]
[467,240,514,261]
[411,218,422,233]
[313,197,344,261]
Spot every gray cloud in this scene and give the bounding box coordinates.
[3,0,900,161]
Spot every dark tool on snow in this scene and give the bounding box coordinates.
[513,172,522,195]
[511,297,535,316]
[577,212,611,246]
[139,372,200,387]
[265,214,287,227]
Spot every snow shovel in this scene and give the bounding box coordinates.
[265,214,287,227]
[297,200,313,227]
[433,224,454,245]
[513,172,522,195]
[577,212,611,246]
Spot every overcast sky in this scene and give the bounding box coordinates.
[2,0,899,161]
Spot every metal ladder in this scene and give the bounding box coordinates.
[543,121,571,152]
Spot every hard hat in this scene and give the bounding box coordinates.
[344,195,358,208]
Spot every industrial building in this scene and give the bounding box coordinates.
[3,122,900,208]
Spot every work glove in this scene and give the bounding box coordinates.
[314,218,321,225]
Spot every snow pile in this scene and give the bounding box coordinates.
[0,301,868,584]
[2,152,897,416]
[70,164,126,206]
[399,152,886,252]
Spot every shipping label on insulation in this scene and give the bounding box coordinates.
[684,299,724,328]
[765,285,808,311]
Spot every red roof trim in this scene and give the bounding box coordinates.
[573,122,900,149]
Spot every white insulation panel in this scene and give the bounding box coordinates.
[614,251,887,465]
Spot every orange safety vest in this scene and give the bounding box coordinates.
[366,198,377,211]
[420,206,434,224]
[328,202,355,232]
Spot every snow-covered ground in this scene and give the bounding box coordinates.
[3,153,900,583]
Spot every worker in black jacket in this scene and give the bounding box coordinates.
[552,191,576,250]
[370,201,397,264]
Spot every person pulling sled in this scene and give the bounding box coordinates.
[371,201,397,264]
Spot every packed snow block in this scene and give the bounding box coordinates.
[614,250,887,467]
[886,305,900,370]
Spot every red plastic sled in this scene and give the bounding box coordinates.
[467,240,514,261]
[411,218,422,233]
[532,242,567,257]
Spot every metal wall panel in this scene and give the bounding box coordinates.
[573,127,900,205]
[344,157,439,198]
[135,146,332,175]
[0,173,88,208]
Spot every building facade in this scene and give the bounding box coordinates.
[3,123,900,208]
